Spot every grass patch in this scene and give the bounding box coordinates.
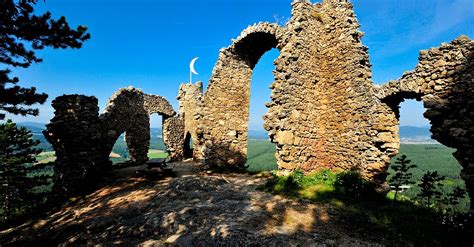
[148,149,168,159]
[262,169,473,246]
[248,140,469,212]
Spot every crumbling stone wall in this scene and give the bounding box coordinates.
[44,95,111,196]
[198,22,286,168]
[45,87,176,195]
[191,0,473,208]
[373,36,474,204]
[162,116,185,161]
[177,82,205,160]
[265,0,376,175]
[197,0,377,172]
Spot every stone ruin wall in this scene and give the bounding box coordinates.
[194,0,381,177]
[197,22,286,168]
[265,0,377,176]
[44,95,110,196]
[185,0,473,200]
[44,87,177,195]
[162,116,185,161]
[44,0,473,208]
[373,36,474,201]
[177,82,205,160]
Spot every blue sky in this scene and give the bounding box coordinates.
[6,0,474,130]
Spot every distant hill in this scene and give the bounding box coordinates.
[17,122,46,133]
[14,122,52,151]
[399,126,431,139]
[13,122,435,148]
[248,129,269,139]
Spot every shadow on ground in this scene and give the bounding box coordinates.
[0,162,400,246]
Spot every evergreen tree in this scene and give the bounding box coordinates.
[0,0,89,222]
[417,171,445,208]
[0,0,90,119]
[440,186,467,213]
[0,120,51,221]
[389,154,417,204]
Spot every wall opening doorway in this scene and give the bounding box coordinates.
[387,99,469,212]
[246,48,279,172]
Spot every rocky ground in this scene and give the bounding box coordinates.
[0,162,405,246]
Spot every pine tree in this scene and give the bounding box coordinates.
[389,154,417,204]
[0,0,90,119]
[417,171,445,208]
[0,0,89,222]
[0,120,51,221]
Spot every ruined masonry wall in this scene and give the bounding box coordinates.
[198,22,286,168]
[265,0,377,176]
[45,87,177,195]
[44,95,111,196]
[177,82,205,160]
[373,36,474,203]
[163,116,186,161]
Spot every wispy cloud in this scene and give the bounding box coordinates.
[362,0,474,58]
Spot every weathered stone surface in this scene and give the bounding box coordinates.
[374,35,474,207]
[44,95,109,196]
[163,116,185,161]
[177,82,204,160]
[44,1,474,210]
[178,1,473,209]
[44,87,177,195]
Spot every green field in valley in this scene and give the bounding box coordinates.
[33,140,469,211]
[147,149,168,159]
[246,139,277,172]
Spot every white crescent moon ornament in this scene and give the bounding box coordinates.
[190,57,199,75]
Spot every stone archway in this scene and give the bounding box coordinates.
[199,23,286,169]
[374,36,474,209]
[100,87,176,164]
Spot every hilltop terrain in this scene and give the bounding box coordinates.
[0,162,406,246]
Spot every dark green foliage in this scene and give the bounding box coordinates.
[0,120,51,221]
[334,171,371,198]
[390,144,460,181]
[389,154,417,203]
[440,186,467,213]
[112,136,130,159]
[286,169,304,190]
[417,171,445,207]
[0,0,89,225]
[0,0,90,119]
[262,169,473,246]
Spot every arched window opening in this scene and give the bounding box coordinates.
[110,133,129,164]
[246,48,279,172]
[148,114,167,160]
[387,99,469,212]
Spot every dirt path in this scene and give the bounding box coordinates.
[0,162,394,246]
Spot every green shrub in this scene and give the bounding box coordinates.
[334,171,371,198]
[286,169,304,189]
